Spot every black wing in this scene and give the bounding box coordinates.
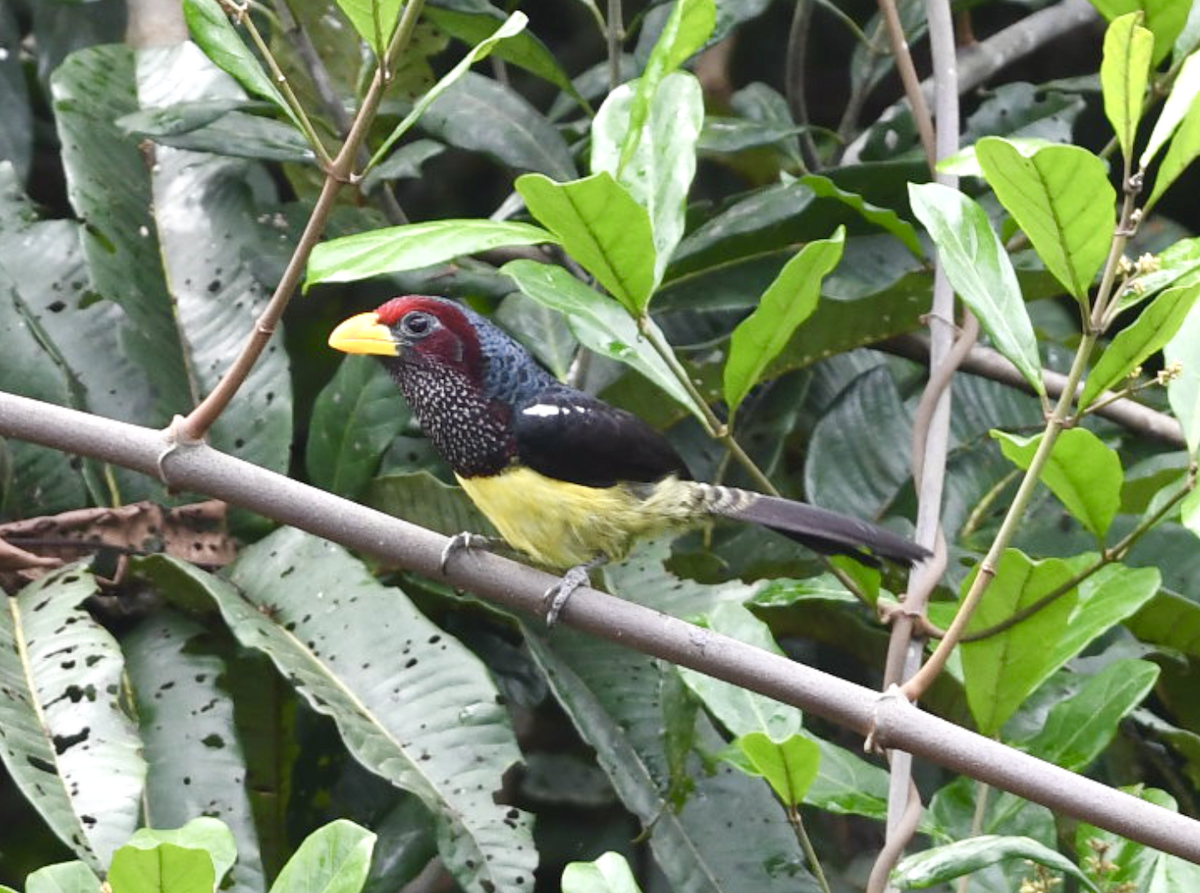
[513,387,690,488]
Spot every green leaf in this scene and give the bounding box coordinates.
[420,71,577,179]
[960,551,1079,736]
[1165,282,1200,456]
[369,12,530,167]
[25,862,101,893]
[123,616,264,893]
[892,835,1101,892]
[1019,659,1159,770]
[307,357,408,500]
[1081,282,1200,408]
[592,72,704,283]
[992,428,1124,538]
[336,0,404,55]
[735,732,820,807]
[108,843,215,893]
[723,227,845,413]
[423,3,584,104]
[500,259,704,419]
[517,172,658,315]
[908,183,1044,395]
[618,0,715,172]
[120,109,315,163]
[799,175,923,257]
[306,219,557,287]
[1101,12,1154,162]
[135,532,534,893]
[976,139,1114,302]
[562,852,644,893]
[182,0,303,134]
[1146,92,1200,211]
[1128,592,1200,659]
[123,820,238,888]
[1141,49,1200,167]
[960,553,1159,736]
[1088,0,1190,65]
[268,820,375,893]
[0,567,145,870]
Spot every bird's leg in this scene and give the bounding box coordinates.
[543,555,609,627]
[439,532,507,574]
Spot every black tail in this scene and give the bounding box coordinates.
[708,489,929,568]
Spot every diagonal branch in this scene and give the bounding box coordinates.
[3,388,1200,864]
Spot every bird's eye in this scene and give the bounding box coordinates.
[401,311,433,337]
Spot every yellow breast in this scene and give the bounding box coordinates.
[456,467,696,568]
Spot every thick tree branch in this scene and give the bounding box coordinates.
[2,389,1200,863]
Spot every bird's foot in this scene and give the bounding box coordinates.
[542,556,608,627]
[439,532,504,574]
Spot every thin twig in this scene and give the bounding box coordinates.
[873,0,936,171]
[607,0,624,92]
[180,0,426,442]
[785,0,822,171]
[787,806,833,893]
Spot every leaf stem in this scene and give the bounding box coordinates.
[639,318,780,496]
[786,805,833,893]
[217,0,333,168]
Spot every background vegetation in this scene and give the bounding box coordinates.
[0,0,1199,891]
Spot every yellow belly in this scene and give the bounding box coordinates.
[456,467,695,568]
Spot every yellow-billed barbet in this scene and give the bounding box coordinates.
[329,295,928,622]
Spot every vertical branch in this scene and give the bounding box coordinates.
[868,0,960,887]
[873,0,937,171]
[607,0,624,91]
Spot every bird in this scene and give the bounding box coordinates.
[328,295,929,624]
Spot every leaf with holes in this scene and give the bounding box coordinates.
[133,531,533,893]
[0,567,145,870]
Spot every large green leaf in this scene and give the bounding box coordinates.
[1146,90,1200,211]
[723,227,845,414]
[123,611,265,893]
[1081,282,1200,408]
[306,220,557,287]
[993,428,1124,539]
[909,183,1045,395]
[517,173,658,315]
[959,552,1159,736]
[50,45,191,425]
[307,357,409,500]
[419,70,576,179]
[0,567,145,870]
[136,531,534,893]
[122,819,238,890]
[1100,12,1154,162]
[976,139,1113,302]
[734,733,820,808]
[1018,658,1159,771]
[24,862,100,893]
[501,259,703,419]
[592,72,705,283]
[137,44,293,472]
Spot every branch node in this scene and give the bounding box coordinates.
[864,683,910,754]
[157,414,203,487]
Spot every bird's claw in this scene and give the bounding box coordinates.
[542,564,594,627]
[439,532,495,574]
